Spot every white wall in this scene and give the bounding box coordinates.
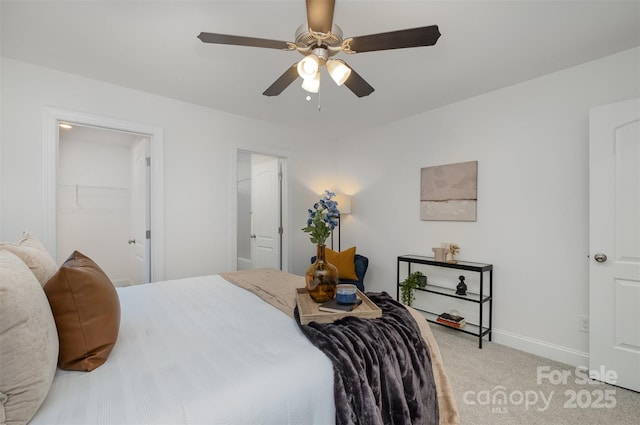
[0,58,307,279]
[311,47,639,366]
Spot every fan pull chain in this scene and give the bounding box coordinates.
[304,92,321,111]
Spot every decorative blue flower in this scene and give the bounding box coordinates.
[302,190,341,246]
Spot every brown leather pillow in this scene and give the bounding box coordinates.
[44,251,120,371]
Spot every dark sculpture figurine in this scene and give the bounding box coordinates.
[455,275,467,296]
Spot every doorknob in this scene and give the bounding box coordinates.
[250,234,257,239]
[594,253,607,263]
[128,239,136,245]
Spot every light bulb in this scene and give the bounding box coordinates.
[297,55,319,79]
[326,59,351,86]
[301,71,320,93]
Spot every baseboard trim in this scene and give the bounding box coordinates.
[492,329,589,368]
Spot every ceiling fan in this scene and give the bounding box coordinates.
[197,0,441,98]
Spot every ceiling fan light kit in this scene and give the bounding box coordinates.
[198,0,441,98]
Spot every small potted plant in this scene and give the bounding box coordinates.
[400,271,427,306]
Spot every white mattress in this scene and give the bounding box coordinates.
[31,275,335,424]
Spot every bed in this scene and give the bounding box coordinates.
[1,237,459,425]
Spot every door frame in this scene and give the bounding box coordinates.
[231,144,289,272]
[42,106,164,282]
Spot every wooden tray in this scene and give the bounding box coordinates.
[296,288,382,325]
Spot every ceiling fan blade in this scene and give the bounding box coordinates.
[198,32,291,50]
[263,64,300,96]
[306,0,335,33]
[347,25,441,53]
[342,66,374,98]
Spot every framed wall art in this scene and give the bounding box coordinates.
[420,160,478,221]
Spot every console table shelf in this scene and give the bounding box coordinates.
[397,254,493,348]
[418,311,491,341]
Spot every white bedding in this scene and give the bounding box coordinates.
[31,275,335,425]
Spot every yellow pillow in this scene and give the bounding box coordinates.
[326,246,358,281]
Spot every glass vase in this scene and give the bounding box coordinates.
[305,245,339,303]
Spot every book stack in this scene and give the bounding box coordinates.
[318,298,363,313]
[437,312,466,328]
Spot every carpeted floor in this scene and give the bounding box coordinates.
[430,325,640,425]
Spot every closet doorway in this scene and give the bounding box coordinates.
[43,107,164,283]
[236,151,285,271]
[57,124,150,286]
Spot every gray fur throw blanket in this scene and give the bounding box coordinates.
[295,292,439,425]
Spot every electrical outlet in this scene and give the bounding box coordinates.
[578,315,589,333]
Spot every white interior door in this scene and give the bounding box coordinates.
[130,137,150,284]
[589,97,640,392]
[250,154,281,269]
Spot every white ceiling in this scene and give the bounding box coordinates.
[2,1,639,136]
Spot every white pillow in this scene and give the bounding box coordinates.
[0,232,57,286]
[0,250,59,424]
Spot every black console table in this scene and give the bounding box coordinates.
[397,254,493,348]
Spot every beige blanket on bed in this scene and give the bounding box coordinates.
[221,268,460,425]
